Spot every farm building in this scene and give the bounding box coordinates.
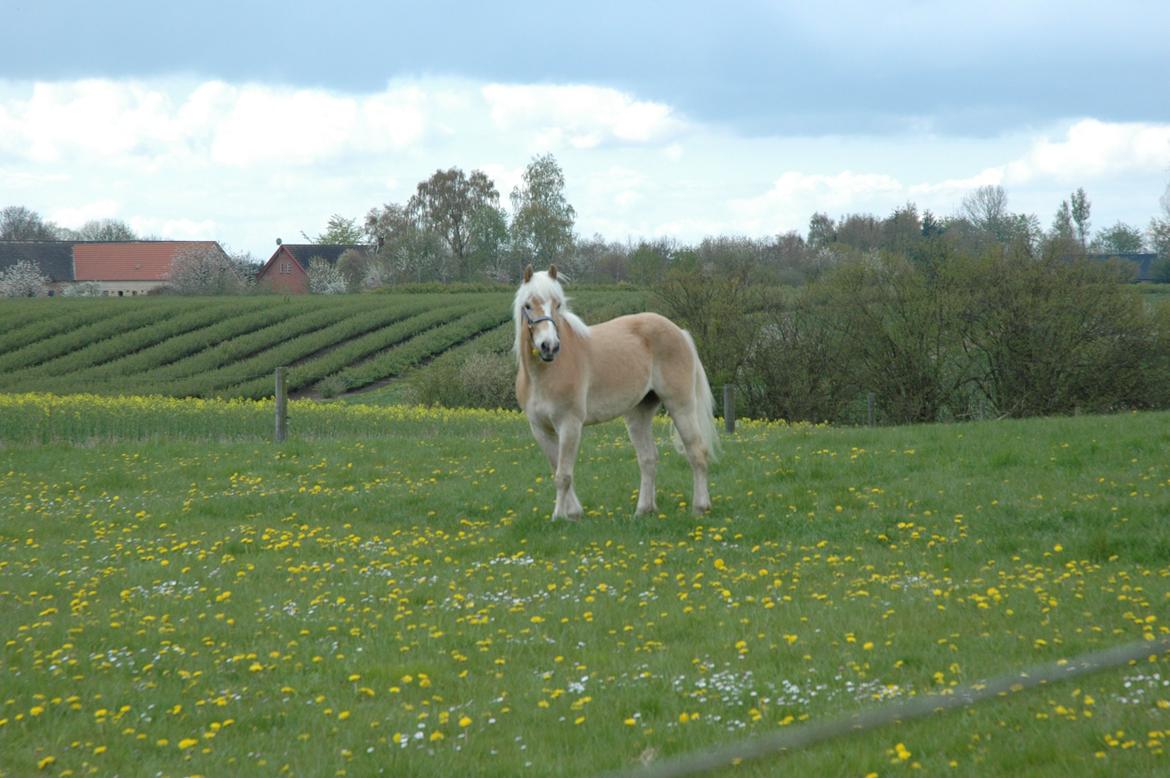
[0,240,230,296]
[256,242,367,294]
[1086,252,1158,281]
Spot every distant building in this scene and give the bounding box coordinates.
[1085,252,1158,282]
[0,240,229,296]
[256,242,366,294]
[0,241,74,295]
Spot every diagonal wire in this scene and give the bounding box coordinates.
[602,635,1170,778]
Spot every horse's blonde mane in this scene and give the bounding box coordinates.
[512,270,590,358]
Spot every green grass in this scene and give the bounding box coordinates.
[1,395,1168,776]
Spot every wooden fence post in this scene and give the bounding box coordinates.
[867,392,876,427]
[275,367,288,443]
[723,384,735,434]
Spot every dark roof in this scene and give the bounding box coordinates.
[279,244,366,268]
[0,241,75,281]
[1086,252,1158,282]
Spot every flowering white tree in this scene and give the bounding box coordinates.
[61,281,103,297]
[169,246,249,295]
[308,257,347,294]
[0,259,48,297]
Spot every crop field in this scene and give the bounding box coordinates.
[0,290,646,401]
[0,393,1168,776]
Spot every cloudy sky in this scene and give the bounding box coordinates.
[2,0,1169,258]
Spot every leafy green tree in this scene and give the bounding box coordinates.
[1051,199,1074,241]
[1070,187,1091,248]
[409,168,500,280]
[509,153,576,266]
[921,210,944,239]
[628,241,669,287]
[465,204,510,281]
[1092,221,1146,254]
[881,203,922,256]
[304,214,364,245]
[807,212,836,249]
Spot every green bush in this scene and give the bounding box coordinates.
[731,250,1170,424]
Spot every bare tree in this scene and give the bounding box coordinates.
[0,206,59,240]
[74,218,137,241]
[960,185,1010,241]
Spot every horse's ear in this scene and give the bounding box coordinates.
[548,265,558,281]
[523,264,534,283]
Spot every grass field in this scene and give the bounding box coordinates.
[1,395,1168,776]
[0,290,646,401]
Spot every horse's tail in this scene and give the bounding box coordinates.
[673,330,721,462]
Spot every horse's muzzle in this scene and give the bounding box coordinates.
[539,343,560,362]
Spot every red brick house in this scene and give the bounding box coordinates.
[256,243,365,294]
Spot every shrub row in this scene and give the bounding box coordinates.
[225,301,493,398]
[184,300,478,398]
[334,307,511,392]
[0,302,174,374]
[66,299,321,383]
[13,299,257,378]
[0,301,111,353]
[724,252,1170,423]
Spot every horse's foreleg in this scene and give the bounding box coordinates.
[553,418,584,520]
[669,409,712,514]
[528,419,559,473]
[624,407,659,516]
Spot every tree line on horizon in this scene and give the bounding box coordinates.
[4,153,1170,291]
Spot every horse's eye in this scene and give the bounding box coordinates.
[524,303,531,310]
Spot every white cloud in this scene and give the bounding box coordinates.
[1,75,1166,253]
[481,83,683,149]
[0,78,433,168]
[729,171,905,231]
[129,216,219,241]
[48,199,121,227]
[1002,119,1170,184]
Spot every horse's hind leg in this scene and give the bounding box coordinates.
[624,403,659,516]
[667,405,712,514]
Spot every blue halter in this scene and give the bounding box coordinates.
[522,305,558,332]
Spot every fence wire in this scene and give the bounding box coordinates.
[602,635,1170,778]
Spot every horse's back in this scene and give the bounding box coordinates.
[586,312,696,409]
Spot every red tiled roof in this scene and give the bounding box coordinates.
[73,241,223,282]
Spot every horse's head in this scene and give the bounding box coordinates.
[516,264,564,363]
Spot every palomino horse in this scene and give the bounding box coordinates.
[514,264,719,520]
